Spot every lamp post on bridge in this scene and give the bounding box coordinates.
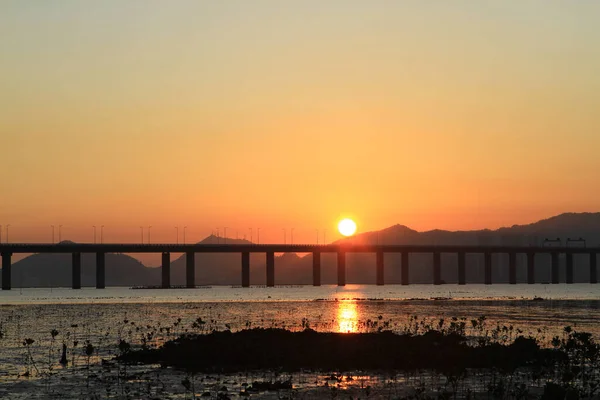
[6,224,10,243]
[249,228,253,243]
[183,226,187,245]
[316,229,319,244]
[148,226,152,244]
[93,226,97,244]
[51,225,55,244]
[224,227,228,244]
[140,227,144,244]
[59,225,62,243]
[291,228,294,245]
[323,229,326,245]
[257,228,260,244]
[100,225,104,244]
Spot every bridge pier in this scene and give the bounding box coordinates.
[527,252,535,284]
[401,252,409,285]
[1,252,11,290]
[376,251,384,286]
[337,252,346,286]
[551,252,559,284]
[484,252,492,285]
[566,253,574,284]
[186,252,195,288]
[433,252,441,285]
[457,252,466,285]
[241,252,250,287]
[312,252,321,286]
[509,252,517,284]
[266,251,275,287]
[161,252,170,288]
[72,252,81,289]
[96,252,105,289]
[591,253,597,284]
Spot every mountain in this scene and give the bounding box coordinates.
[271,213,600,285]
[169,235,266,285]
[1,213,599,287]
[1,241,159,288]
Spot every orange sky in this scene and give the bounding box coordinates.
[1,1,599,251]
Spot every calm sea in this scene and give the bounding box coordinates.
[1,283,599,304]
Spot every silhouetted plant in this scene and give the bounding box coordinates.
[22,338,39,377]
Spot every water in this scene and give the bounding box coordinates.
[2,283,599,304]
[1,284,599,398]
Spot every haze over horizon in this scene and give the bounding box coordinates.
[2,1,599,247]
[4,211,599,266]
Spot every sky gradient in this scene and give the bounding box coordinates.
[1,1,599,248]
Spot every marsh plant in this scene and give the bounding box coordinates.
[5,310,600,399]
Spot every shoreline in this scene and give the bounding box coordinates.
[1,295,600,306]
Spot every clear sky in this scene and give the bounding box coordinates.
[1,1,599,247]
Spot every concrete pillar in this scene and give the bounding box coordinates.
[312,252,321,286]
[1,252,11,290]
[266,251,275,287]
[241,252,250,288]
[96,252,105,289]
[566,253,573,283]
[433,252,441,285]
[566,252,573,284]
[186,252,195,288]
[376,251,384,286]
[484,252,492,285]
[401,252,409,285]
[72,252,81,289]
[337,252,346,286]
[509,252,517,284]
[591,253,597,284]
[161,252,170,289]
[551,252,559,284]
[527,252,535,284]
[457,252,466,285]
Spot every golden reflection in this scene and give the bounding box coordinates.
[337,300,359,333]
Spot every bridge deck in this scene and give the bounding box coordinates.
[0,243,596,254]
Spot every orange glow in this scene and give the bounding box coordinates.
[1,2,599,258]
[337,301,359,333]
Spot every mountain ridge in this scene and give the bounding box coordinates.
[2,212,599,287]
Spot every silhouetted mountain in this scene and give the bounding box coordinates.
[2,213,599,287]
[272,213,600,285]
[169,235,265,285]
[2,241,159,288]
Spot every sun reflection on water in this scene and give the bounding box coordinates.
[337,300,359,333]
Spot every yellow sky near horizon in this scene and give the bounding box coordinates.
[1,1,599,246]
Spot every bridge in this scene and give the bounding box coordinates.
[0,243,598,290]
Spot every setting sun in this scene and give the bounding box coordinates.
[338,218,357,237]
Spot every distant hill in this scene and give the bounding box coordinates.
[172,212,600,285]
[169,235,266,285]
[1,241,159,288]
[268,212,600,285]
[1,213,599,287]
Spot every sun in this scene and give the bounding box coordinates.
[338,218,357,237]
